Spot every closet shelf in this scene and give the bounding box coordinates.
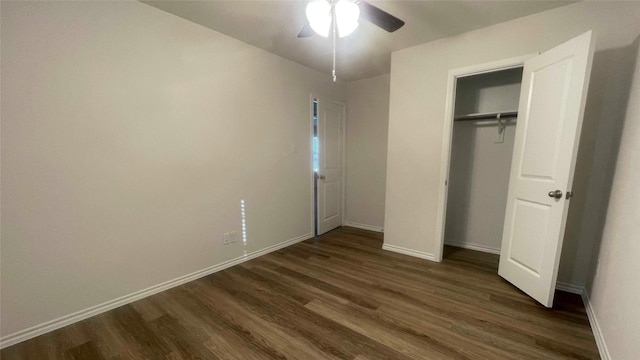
[454,111,518,122]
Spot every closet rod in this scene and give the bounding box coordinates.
[454,111,518,122]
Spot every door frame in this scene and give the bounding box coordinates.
[433,55,535,262]
[309,94,347,236]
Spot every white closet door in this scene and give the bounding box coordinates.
[498,31,595,307]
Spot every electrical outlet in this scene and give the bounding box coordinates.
[223,231,238,245]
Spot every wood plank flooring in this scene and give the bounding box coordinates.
[1,227,600,359]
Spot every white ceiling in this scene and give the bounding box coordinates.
[141,0,576,81]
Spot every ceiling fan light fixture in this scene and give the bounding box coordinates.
[306,0,331,37]
[335,0,359,38]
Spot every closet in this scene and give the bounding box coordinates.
[444,67,523,256]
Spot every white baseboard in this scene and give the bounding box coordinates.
[582,291,611,360]
[444,241,501,255]
[382,244,436,261]
[0,233,313,349]
[343,221,383,233]
[555,281,584,295]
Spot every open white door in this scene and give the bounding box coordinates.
[316,98,344,235]
[498,31,595,307]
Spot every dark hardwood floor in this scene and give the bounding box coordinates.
[1,227,600,359]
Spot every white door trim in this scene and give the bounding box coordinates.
[433,55,535,262]
[310,94,347,236]
[309,94,316,237]
[341,100,347,228]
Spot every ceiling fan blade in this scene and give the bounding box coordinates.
[297,23,314,38]
[360,1,405,33]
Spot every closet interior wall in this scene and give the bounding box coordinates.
[444,68,523,254]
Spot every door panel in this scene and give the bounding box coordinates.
[498,31,594,307]
[317,98,344,235]
[520,58,572,179]
[508,199,551,275]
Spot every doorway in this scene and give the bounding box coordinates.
[435,56,531,262]
[443,67,524,258]
[312,96,346,236]
[435,31,594,307]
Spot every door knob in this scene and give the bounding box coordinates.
[319,174,326,180]
[548,190,563,199]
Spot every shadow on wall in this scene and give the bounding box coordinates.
[584,36,640,291]
[444,122,476,245]
[559,36,640,287]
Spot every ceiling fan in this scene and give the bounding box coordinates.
[297,0,405,38]
[299,0,405,82]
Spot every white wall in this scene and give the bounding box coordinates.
[0,0,345,341]
[586,38,640,360]
[344,75,390,231]
[445,123,516,253]
[384,1,640,287]
[445,70,520,253]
